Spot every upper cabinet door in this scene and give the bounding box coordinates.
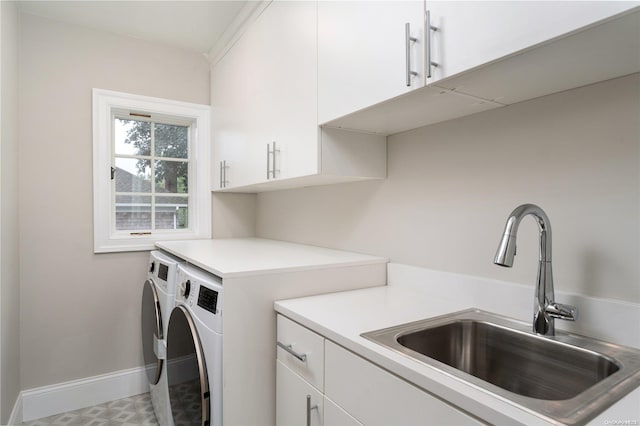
[318,1,426,124]
[211,0,318,189]
[211,20,261,189]
[426,1,639,84]
[258,0,318,181]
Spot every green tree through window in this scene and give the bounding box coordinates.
[124,121,189,194]
[113,117,190,231]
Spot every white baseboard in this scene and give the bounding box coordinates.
[21,366,148,422]
[8,393,23,426]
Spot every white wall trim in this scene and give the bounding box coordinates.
[206,0,271,66]
[21,366,148,422]
[92,88,211,253]
[8,393,22,426]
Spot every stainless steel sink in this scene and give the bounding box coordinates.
[396,319,619,401]
[362,309,640,424]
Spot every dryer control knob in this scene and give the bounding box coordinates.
[149,261,155,273]
[180,279,191,299]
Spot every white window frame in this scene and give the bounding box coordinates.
[93,88,211,253]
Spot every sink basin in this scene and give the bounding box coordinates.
[397,320,619,400]
[362,309,640,424]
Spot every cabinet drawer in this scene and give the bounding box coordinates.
[277,315,324,390]
[276,361,323,426]
[325,341,483,426]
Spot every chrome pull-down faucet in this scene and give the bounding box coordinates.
[494,204,577,336]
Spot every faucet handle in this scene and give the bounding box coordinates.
[546,302,578,321]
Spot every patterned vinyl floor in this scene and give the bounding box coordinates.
[20,393,159,426]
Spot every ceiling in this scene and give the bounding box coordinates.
[17,1,251,55]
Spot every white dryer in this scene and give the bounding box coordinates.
[141,250,182,426]
[166,263,223,426]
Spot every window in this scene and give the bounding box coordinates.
[93,89,210,252]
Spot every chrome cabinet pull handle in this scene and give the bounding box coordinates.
[405,22,418,86]
[220,160,228,188]
[426,10,439,79]
[276,341,307,362]
[219,161,229,188]
[272,141,279,179]
[267,141,280,179]
[306,394,318,426]
[267,143,271,179]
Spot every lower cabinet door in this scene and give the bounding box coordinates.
[325,341,484,426]
[324,397,363,426]
[277,360,324,426]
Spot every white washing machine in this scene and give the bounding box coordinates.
[166,263,223,426]
[141,250,182,426]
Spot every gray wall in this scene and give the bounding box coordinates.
[1,1,20,422]
[18,14,210,390]
[257,73,640,304]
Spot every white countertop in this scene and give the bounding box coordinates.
[155,238,387,278]
[275,285,538,425]
[274,268,640,425]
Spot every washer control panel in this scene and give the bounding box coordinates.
[175,263,223,333]
[197,286,219,315]
[157,263,169,282]
[148,251,181,294]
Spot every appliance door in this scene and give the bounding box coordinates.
[167,305,210,426]
[141,279,163,385]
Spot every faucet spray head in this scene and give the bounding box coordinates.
[494,233,517,267]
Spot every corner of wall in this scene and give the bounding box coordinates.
[1,1,21,424]
[211,192,257,238]
[7,393,22,426]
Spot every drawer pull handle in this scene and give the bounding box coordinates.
[277,341,307,362]
[306,394,318,426]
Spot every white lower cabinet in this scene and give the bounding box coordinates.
[324,397,363,426]
[276,315,484,426]
[277,361,324,426]
[277,315,325,390]
[325,341,483,426]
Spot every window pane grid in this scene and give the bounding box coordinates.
[112,118,190,233]
[114,154,189,162]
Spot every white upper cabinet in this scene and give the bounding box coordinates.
[248,1,319,182]
[318,1,426,124]
[213,1,639,189]
[211,1,387,193]
[211,6,260,189]
[212,1,317,189]
[427,1,639,84]
[324,2,640,135]
[430,2,640,105]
